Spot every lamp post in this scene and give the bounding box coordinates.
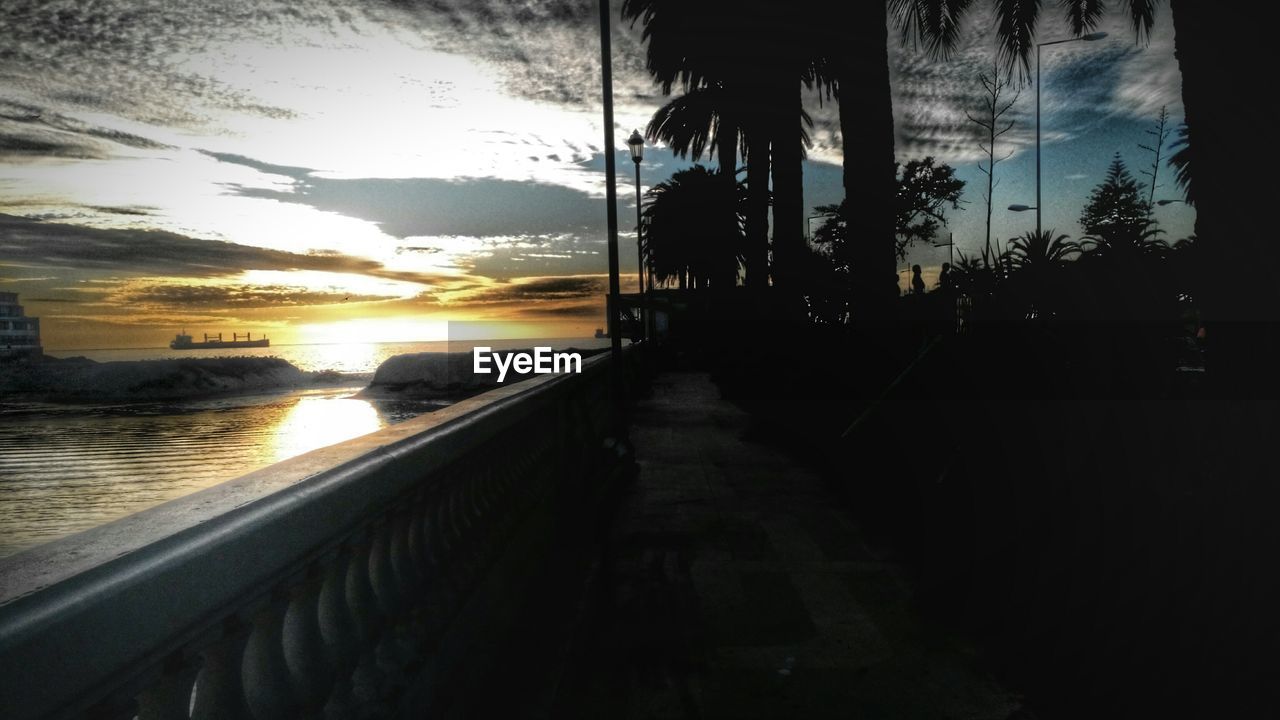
[596,0,627,450]
[1034,32,1108,236]
[626,129,646,340]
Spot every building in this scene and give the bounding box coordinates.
[0,292,43,359]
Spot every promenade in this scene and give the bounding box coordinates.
[553,371,1024,719]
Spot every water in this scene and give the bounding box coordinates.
[0,338,608,558]
[48,338,609,376]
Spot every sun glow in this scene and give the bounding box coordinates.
[294,317,451,346]
[269,393,384,465]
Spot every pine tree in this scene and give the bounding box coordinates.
[1080,154,1152,236]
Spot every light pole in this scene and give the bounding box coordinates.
[596,0,627,450]
[806,215,825,242]
[1035,32,1108,236]
[626,129,646,340]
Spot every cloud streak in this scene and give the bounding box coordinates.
[0,213,446,286]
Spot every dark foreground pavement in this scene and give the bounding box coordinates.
[552,371,1024,719]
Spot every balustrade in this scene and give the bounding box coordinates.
[0,348,632,719]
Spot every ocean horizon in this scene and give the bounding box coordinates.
[45,337,611,375]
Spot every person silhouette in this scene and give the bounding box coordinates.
[937,262,953,292]
[911,264,926,295]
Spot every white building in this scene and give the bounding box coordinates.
[0,292,43,359]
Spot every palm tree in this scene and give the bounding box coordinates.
[622,0,770,288]
[1167,123,1194,206]
[640,165,744,290]
[814,1,899,320]
[1006,230,1081,320]
[1008,230,1082,271]
[643,84,812,291]
[623,0,824,295]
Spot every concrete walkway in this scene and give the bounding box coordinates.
[555,371,1025,719]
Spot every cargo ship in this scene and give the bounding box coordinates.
[170,331,269,350]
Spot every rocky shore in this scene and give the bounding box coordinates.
[0,355,346,403]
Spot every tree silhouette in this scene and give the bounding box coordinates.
[1139,106,1173,206]
[641,165,743,290]
[895,158,966,259]
[966,60,1020,252]
[623,0,817,292]
[1080,154,1152,237]
[810,157,964,314]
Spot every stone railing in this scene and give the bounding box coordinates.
[0,348,634,719]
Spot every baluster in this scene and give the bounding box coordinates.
[369,514,412,699]
[136,655,200,720]
[344,528,389,715]
[389,504,424,616]
[319,546,360,719]
[405,492,431,598]
[281,567,334,717]
[191,618,254,720]
[419,493,457,632]
[241,589,300,720]
[444,484,475,585]
[369,517,403,620]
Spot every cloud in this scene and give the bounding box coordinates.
[118,282,393,308]
[443,274,605,307]
[886,4,1183,165]
[0,213,447,285]
[0,1,320,132]
[0,99,173,162]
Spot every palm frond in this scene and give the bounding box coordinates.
[994,0,1041,80]
[1120,0,1158,44]
[1058,0,1105,36]
[1168,123,1194,206]
[889,0,978,59]
[646,89,723,160]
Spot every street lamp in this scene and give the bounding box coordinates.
[1034,31,1108,236]
[626,129,646,340]
[806,215,825,242]
[1007,204,1037,212]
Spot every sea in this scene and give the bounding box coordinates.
[0,338,608,559]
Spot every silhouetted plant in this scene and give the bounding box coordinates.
[895,157,966,259]
[1076,218,1178,326]
[953,238,1012,307]
[1008,230,1082,271]
[1080,154,1153,237]
[965,59,1020,251]
[641,165,744,290]
[1005,230,1081,321]
[1081,218,1170,262]
[1138,106,1173,206]
[812,156,965,265]
[1167,123,1194,206]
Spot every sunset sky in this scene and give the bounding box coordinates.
[0,0,1193,350]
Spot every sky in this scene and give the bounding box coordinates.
[0,0,1193,350]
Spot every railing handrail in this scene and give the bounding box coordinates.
[0,349,621,719]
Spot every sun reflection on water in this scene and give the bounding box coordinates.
[268,393,384,464]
